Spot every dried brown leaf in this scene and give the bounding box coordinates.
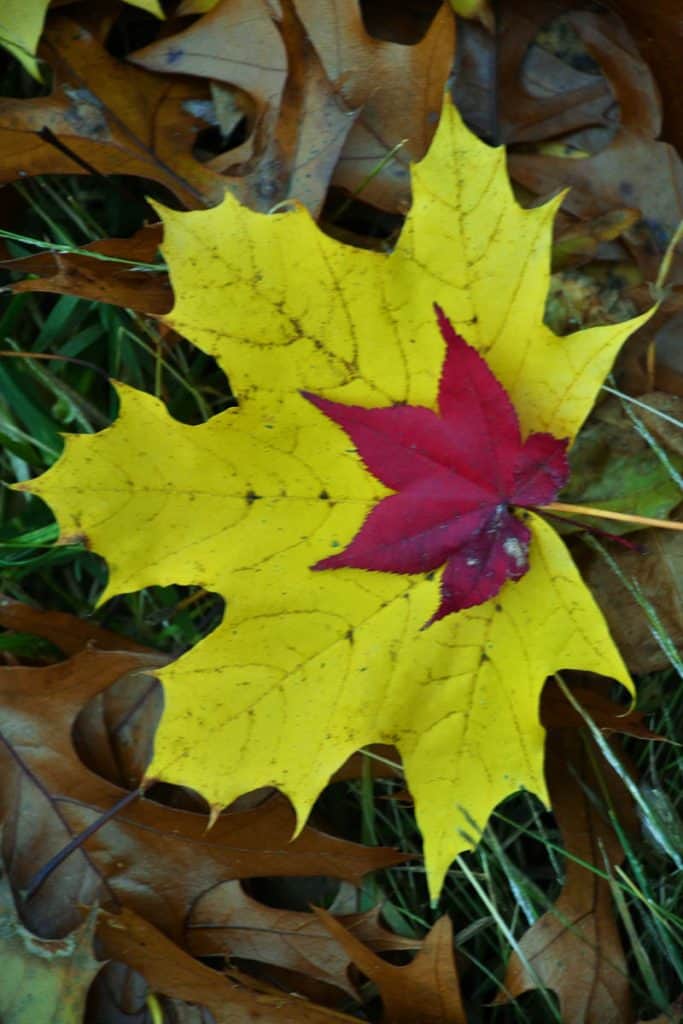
[132,0,454,213]
[507,6,683,285]
[0,636,406,941]
[576,527,683,675]
[187,881,417,995]
[130,0,357,215]
[497,1,616,146]
[540,678,662,741]
[297,0,455,210]
[498,729,638,1024]
[0,225,170,315]
[606,1,683,156]
[97,905,360,1024]
[315,910,466,1024]
[0,595,152,656]
[0,17,227,208]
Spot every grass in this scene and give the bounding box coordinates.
[1,100,682,1024]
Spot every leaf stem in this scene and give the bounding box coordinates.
[539,502,683,532]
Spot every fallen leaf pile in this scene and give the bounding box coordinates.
[0,1,682,1022]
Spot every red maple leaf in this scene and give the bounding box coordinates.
[302,306,569,625]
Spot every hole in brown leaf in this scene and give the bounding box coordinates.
[0,54,52,98]
[192,114,250,161]
[321,188,403,243]
[192,118,249,161]
[143,780,212,815]
[513,12,619,158]
[359,0,442,44]
[105,7,165,60]
[245,875,341,912]
[72,671,163,791]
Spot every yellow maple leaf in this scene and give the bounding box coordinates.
[24,98,651,896]
[0,0,163,79]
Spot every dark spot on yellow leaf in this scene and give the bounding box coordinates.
[245,490,261,504]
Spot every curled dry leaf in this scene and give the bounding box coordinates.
[132,0,455,213]
[498,728,638,1024]
[315,909,466,1024]
[606,0,683,156]
[98,905,361,1024]
[187,881,417,996]
[0,17,228,208]
[85,961,153,1024]
[297,0,455,211]
[497,0,616,147]
[506,4,683,285]
[130,0,358,216]
[0,224,171,316]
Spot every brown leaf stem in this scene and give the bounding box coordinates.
[22,783,149,903]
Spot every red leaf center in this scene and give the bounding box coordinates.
[302,306,569,624]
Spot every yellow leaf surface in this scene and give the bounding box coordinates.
[448,0,494,31]
[125,0,164,16]
[0,0,163,79]
[25,99,651,897]
[0,0,47,78]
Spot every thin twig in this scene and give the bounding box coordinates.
[540,502,683,532]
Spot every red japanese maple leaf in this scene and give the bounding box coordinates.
[302,305,569,625]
